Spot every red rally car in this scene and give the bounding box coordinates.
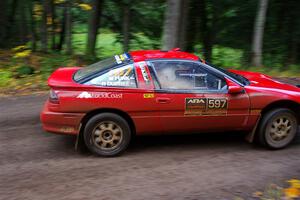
[40,48,300,156]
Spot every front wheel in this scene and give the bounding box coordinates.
[257,108,298,149]
[83,113,131,157]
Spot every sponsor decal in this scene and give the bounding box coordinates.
[143,93,154,98]
[60,127,75,133]
[250,109,261,115]
[139,62,150,83]
[77,91,92,98]
[77,92,123,99]
[99,81,131,87]
[114,53,130,64]
[185,97,228,115]
[114,55,122,64]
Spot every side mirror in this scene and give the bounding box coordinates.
[225,78,244,94]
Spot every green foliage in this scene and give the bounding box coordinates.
[39,53,76,80]
[0,0,300,94]
[130,32,160,50]
[212,46,243,68]
[16,65,34,76]
[0,70,12,87]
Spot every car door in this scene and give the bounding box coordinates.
[147,60,250,133]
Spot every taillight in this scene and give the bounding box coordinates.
[49,89,59,104]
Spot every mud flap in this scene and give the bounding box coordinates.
[75,123,82,151]
[245,115,261,143]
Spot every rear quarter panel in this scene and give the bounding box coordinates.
[51,87,162,134]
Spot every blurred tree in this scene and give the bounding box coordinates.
[65,0,72,54]
[28,0,37,51]
[162,0,182,50]
[41,0,51,52]
[178,0,189,50]
[86,0,103,57]
[0,0,8,47]
[50,0,56,50]
[0,0,299,70]
[185,0,201,52]
[6,0,19,45]
[57,4,66,51]
[251,0,269,66]
[18,0,28,44]
[122,0,131,52]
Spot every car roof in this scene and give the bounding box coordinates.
[129,49,200,62]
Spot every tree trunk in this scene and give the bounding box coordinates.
[178,0,189,51]
[251,0,269,66]
[50,0,56,50]
[0,0,8,47]
[5,0,18,46]
[185,0,201,52]
[199,0,213,61]
[28,0,37,51]
[65,0,72,54]
[41,0,50,52]
[162,0,182,50]
[57,6,66,51]
[86,0,103,57]
[19,0,28,44]
[122,2,130,52]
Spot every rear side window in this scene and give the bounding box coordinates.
[85,64,137,88]
[74,53,131,82]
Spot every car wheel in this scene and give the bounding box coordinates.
[257,108,298,149]
[83,113,131,157]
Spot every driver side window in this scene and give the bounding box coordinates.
[149,61,226,91]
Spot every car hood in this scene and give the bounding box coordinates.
[229,69,300,92]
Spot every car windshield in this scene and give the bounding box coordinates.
[205,62,249,85]
[74,53,131,82]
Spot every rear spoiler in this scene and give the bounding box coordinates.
[48,67,81,88]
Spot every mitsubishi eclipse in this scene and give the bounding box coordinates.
[40,49,300,156]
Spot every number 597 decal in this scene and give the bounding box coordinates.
[208,99,227,109]
[185,98,228,116]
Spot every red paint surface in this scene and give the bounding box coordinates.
[40,50,300,135]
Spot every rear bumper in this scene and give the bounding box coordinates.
[40,101,85,135]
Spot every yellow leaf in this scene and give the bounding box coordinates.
[47,16,53,25]
[252,191,263,198]
[14,50,32,58]
[54,0,65,4]
[12,45,26,52]
[34,4,42,12]
[33,3,42,19]
[288,179,300,189]
[284,187,300,199]
[78,3,92,11]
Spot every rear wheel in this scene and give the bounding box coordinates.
[257,108,298,149]
[83,113,131,157]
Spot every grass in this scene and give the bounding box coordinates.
[0,28,299,95]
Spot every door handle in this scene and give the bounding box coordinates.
[156,97,171,104]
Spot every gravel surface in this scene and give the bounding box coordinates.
[0,78,300,200]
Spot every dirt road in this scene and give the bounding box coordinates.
[1,86,300,199]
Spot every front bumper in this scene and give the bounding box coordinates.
[40,101,85,135]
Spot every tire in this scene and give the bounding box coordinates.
[83,113,131,157]
[257,108,298,149]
